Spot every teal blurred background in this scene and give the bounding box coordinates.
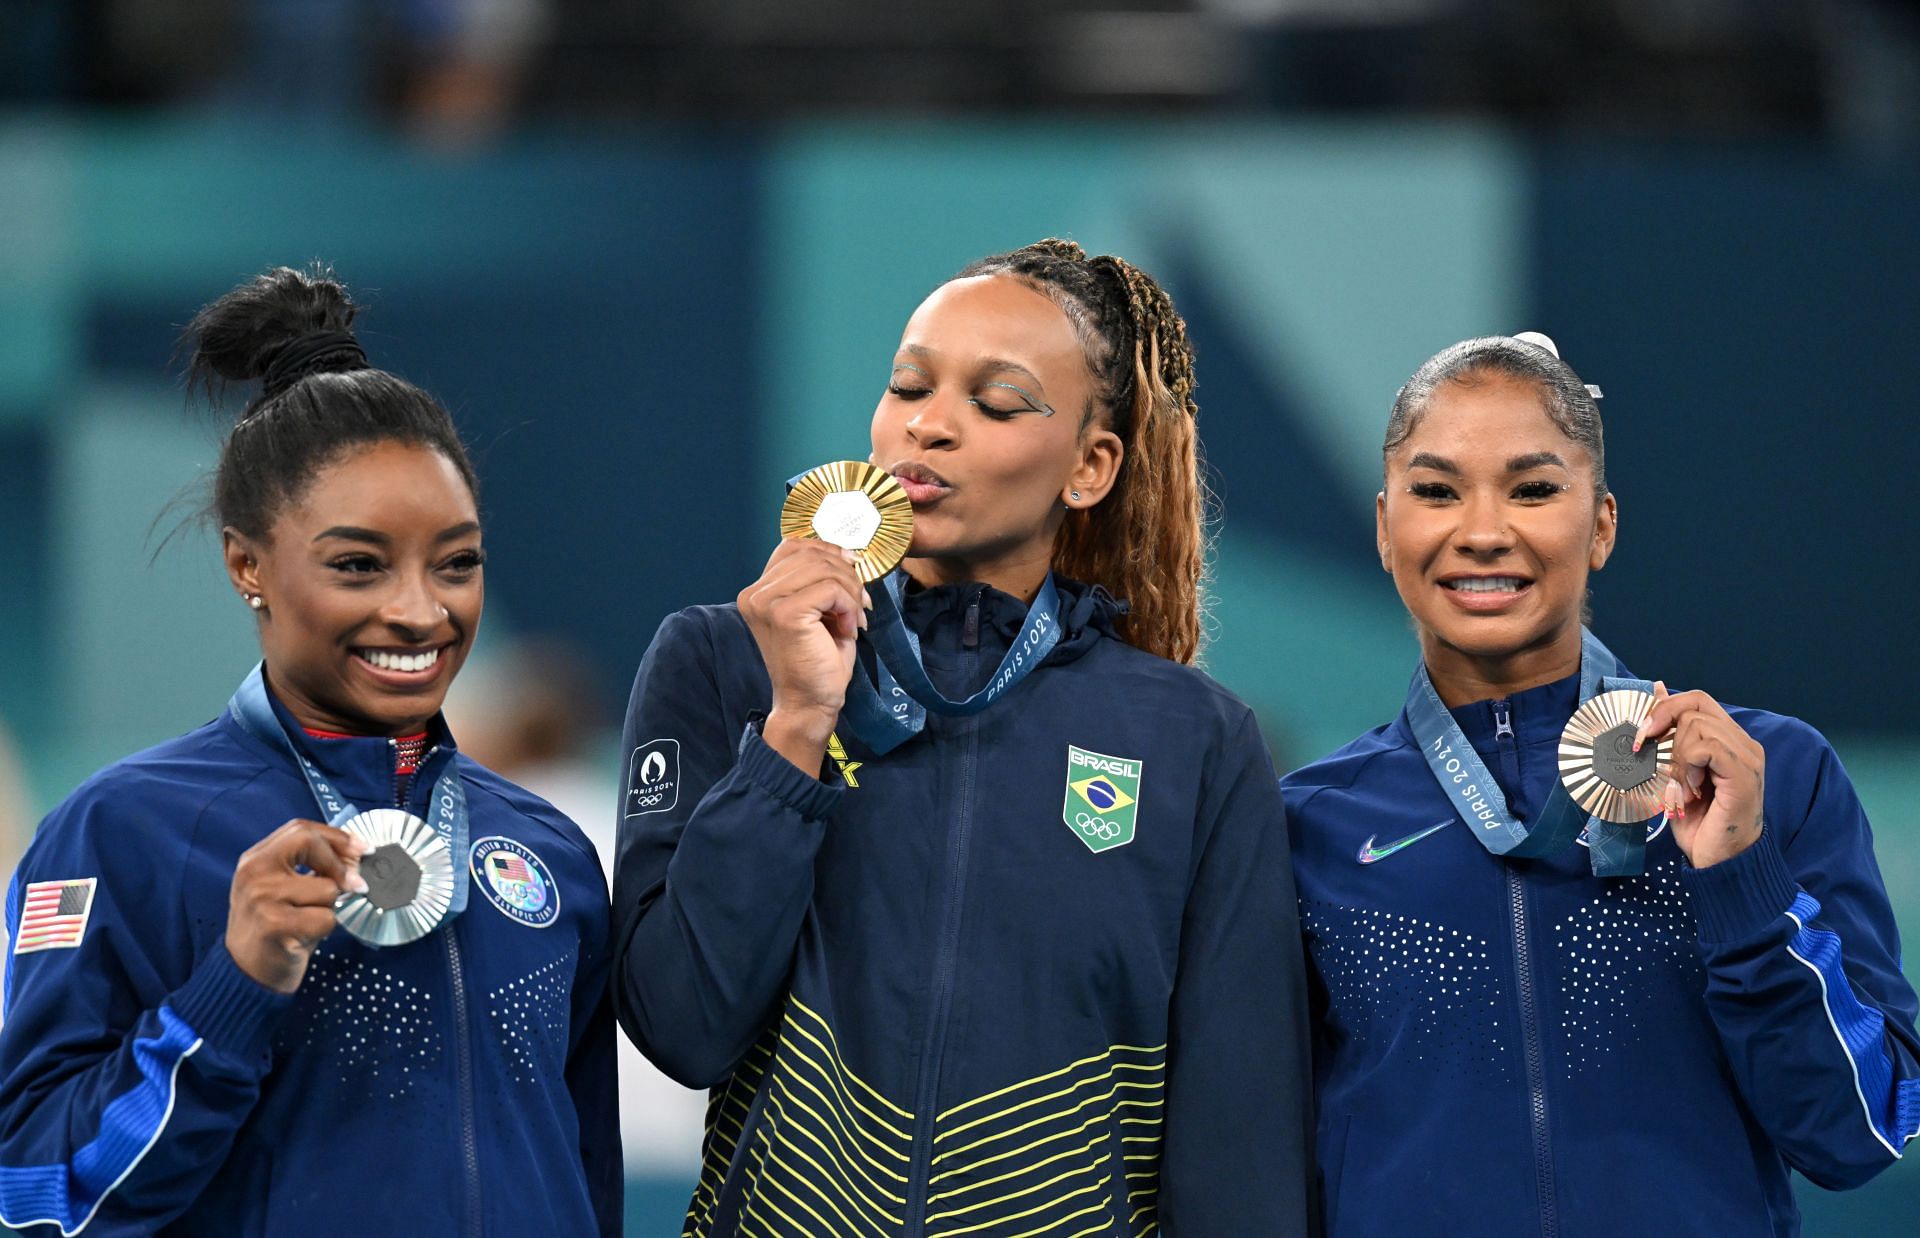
[3,44,1918,1236]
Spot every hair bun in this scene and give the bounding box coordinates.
[1511,331,1560,357]
[184,265,366,410]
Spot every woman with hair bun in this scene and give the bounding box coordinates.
[614,239,1315,1235]
[0,266,620,1236]
[1284,333,1920,1235]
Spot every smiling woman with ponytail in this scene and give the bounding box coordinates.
[613,239,1314,1235]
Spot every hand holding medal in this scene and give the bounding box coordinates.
[1628,681,1767,868]
[226,819,371,993]
[744,462,911,772]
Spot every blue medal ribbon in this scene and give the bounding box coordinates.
[840,570,1063,755]
[1406,628,1656,877]
[228,663,471,917]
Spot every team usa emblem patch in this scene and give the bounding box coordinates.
[13,878,97,954]
[469,838,560,928]
[1063,745,1142,853]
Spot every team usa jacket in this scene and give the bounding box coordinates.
[615,577,1316,1236]
[1282,652,1920,1237]
[0,682,621,1236]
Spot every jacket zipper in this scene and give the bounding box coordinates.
[444,929,483,1238]
[406,747,482,1238]
[904,592,984,1234]
[1494,698,1557,1237]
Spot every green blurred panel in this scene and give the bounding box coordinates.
[50,384,257,782]
[0,124,81,415]
[1204,531,1415,766]
[68,120,702,297]
[1146,122,1527,504]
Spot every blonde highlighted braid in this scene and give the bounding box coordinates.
[956,239,1210,665]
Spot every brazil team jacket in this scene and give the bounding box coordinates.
[614,576,1316,1236]
[1281,653,1920,1236]
[0,683,621,1236]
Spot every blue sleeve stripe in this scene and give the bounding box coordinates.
[3,874,19,1021]
[1784,891,1910,1159]
[0,1006,203,1236]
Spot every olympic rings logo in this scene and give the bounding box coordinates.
[1075,812,1124,841]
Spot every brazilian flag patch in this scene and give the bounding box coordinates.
[1063,745,1142,854]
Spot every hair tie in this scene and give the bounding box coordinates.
[261,331,367,400]
[1513,330,1601,400]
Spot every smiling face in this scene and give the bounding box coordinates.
[869,274,1122,595]
[225,440,484,735]
[1377,371,1616,701]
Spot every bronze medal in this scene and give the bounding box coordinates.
[1558,689,1673,823]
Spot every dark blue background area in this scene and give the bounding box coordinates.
[1531,147,1915,733]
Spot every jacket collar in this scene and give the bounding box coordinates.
[234,670,459,812]
[898,574,1121,668]
[1394,644,1635,753]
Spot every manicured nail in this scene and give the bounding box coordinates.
[346,871,369,895]
[349,836,371,857]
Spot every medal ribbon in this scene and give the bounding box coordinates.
[1407,628,1655,877]
[840,570,1063,755]
[228,663,471,916]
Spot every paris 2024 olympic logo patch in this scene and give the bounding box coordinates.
[470,837,560,928]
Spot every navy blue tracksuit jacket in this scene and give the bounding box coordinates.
[615,577,1315,1236]
[0,683,621,1235]
[1283,655,1920,1236]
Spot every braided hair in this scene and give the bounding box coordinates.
[183,264,478,538]
[956,240,1208,665]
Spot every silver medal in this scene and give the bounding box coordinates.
[333,808,455,946]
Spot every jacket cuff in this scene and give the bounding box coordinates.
[1683,825,1799,945]
[165,941,295,1065]
[735,722,844,822]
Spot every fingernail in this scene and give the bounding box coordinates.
[841,549,860,563]
[350,836,371,856]
[1663,778,1685,812]
[862,589,873,609]
[347,872,369,895]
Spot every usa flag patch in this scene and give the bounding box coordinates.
[14,879,97,955]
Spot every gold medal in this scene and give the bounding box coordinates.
[333,808,456,946]
[780,460,914,583]
[1558,689,1673,823]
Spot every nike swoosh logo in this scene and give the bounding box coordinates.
[1357,820,1453,865]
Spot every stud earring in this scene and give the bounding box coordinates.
[1070,490,1081,501]
[247,595,264,610]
